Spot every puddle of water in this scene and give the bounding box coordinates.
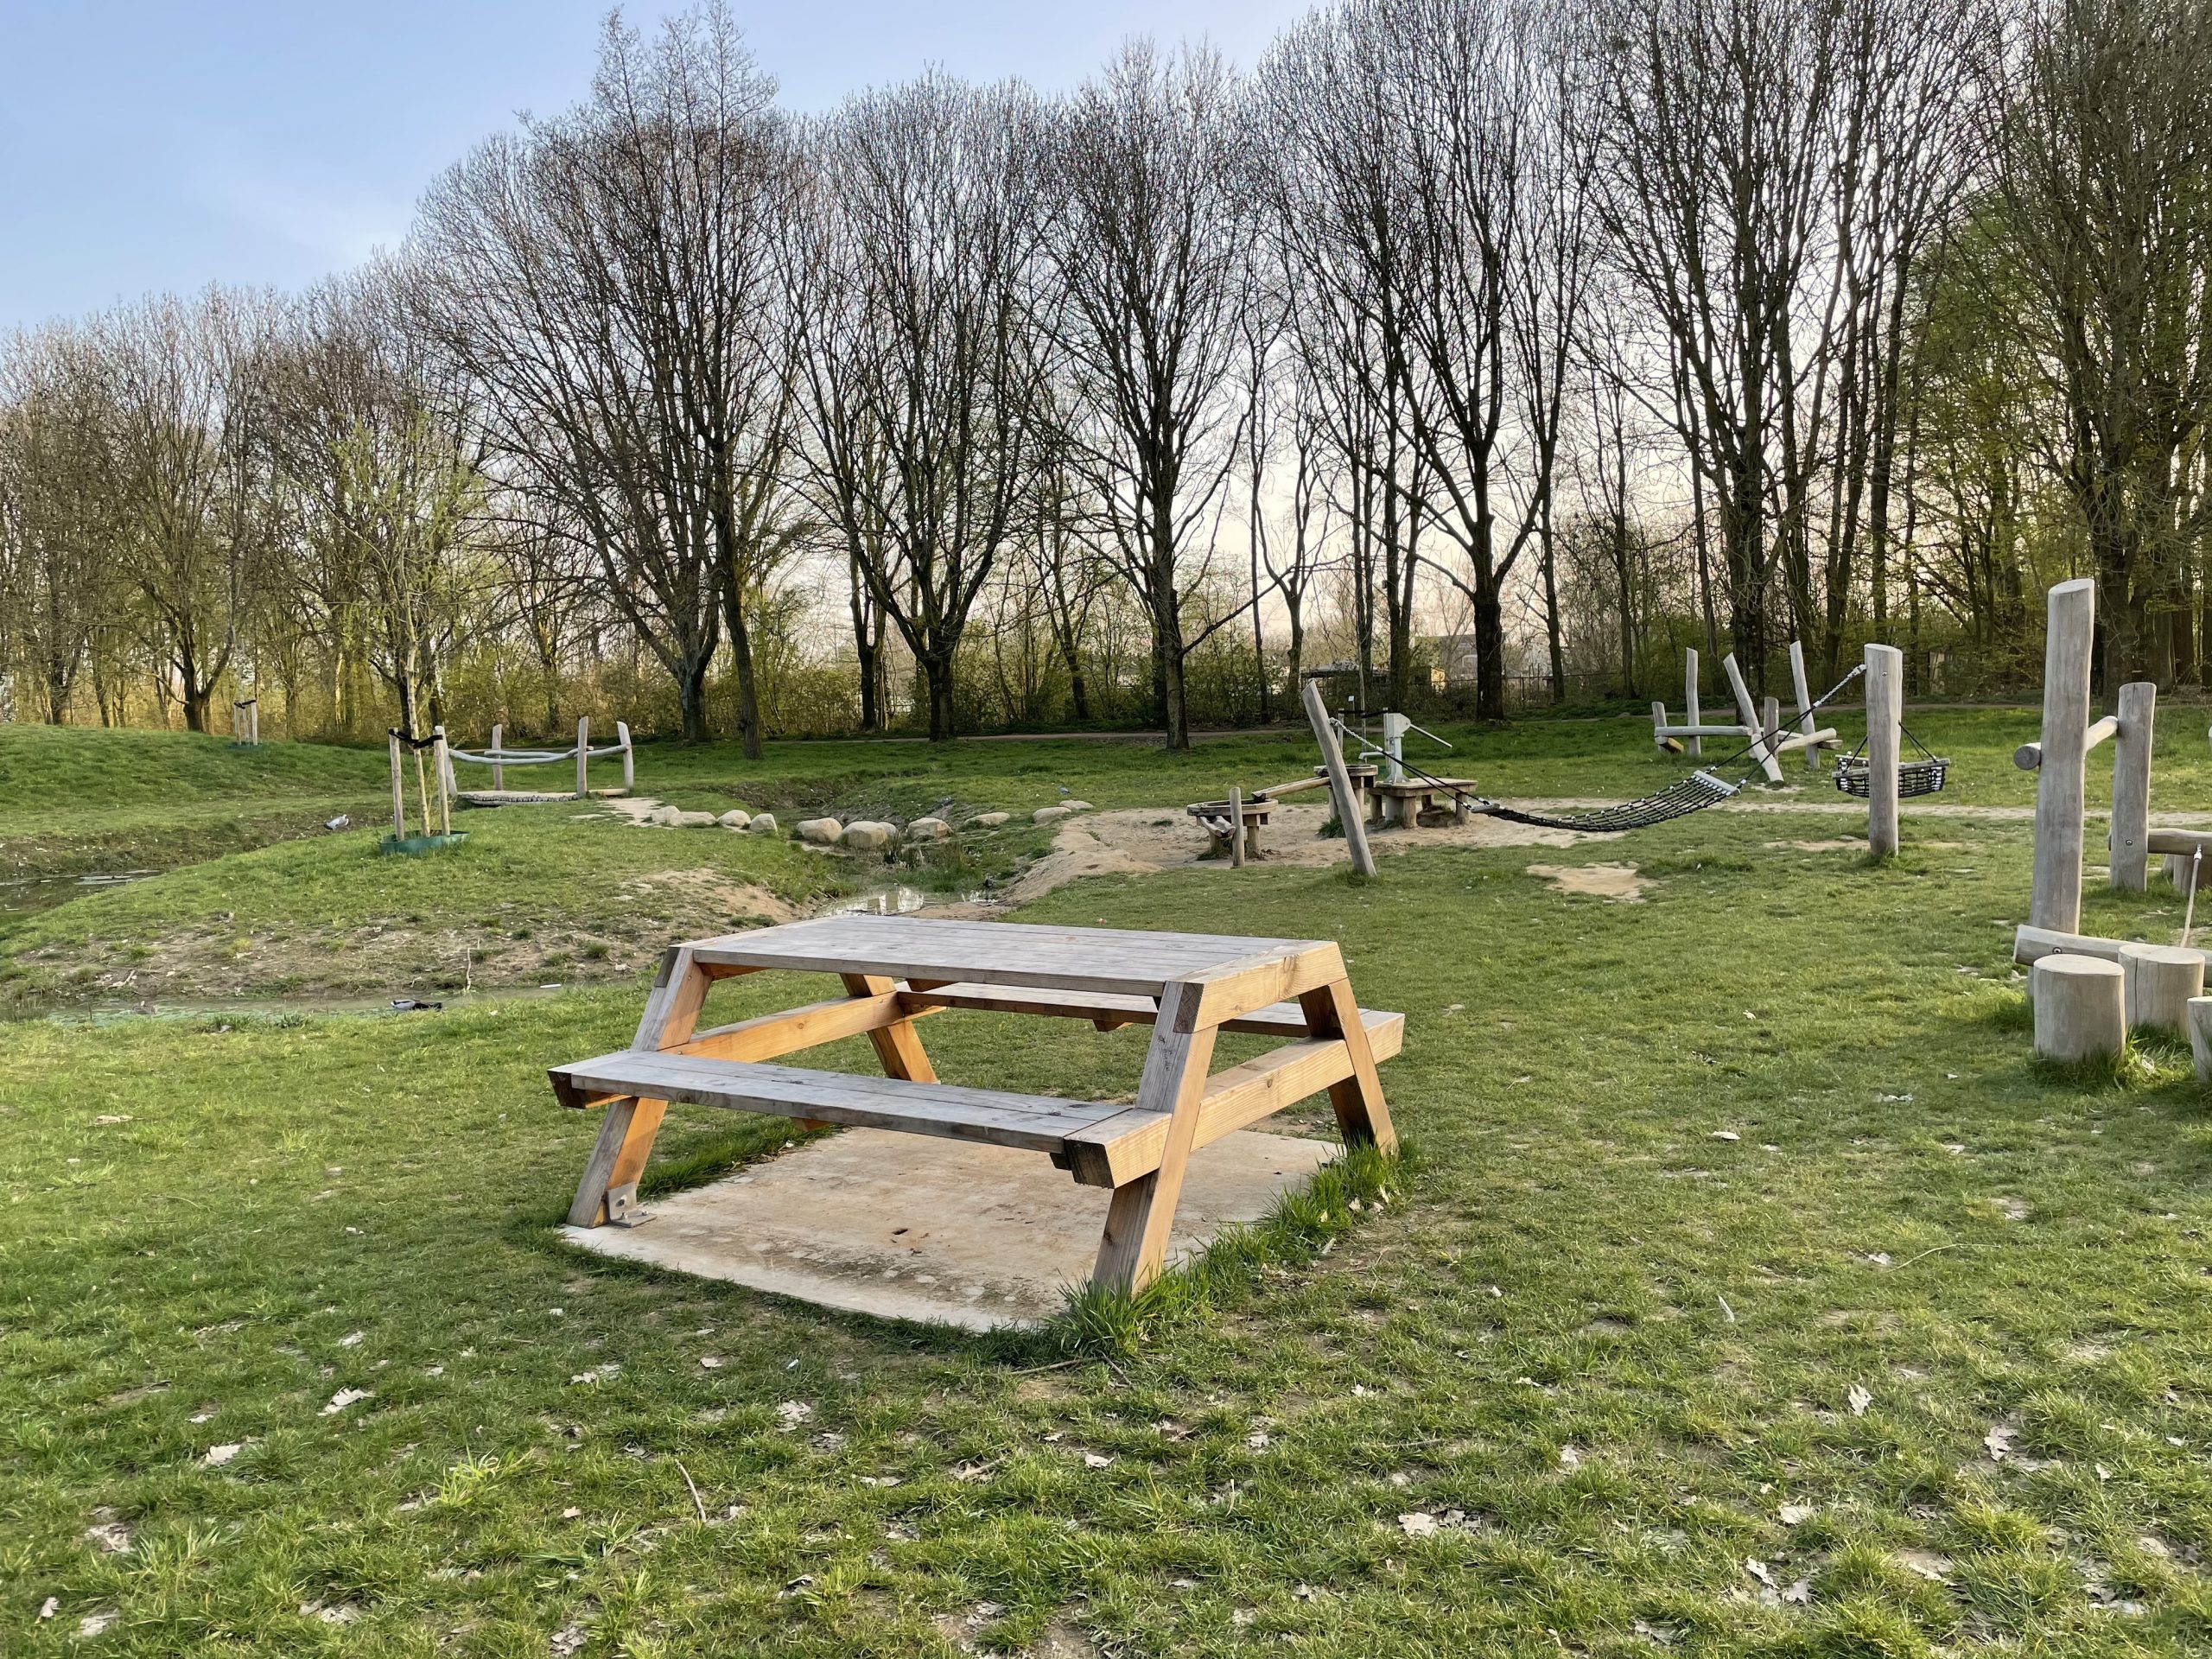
[836,885,996,916]
[0,870,156,917]
[838,885,931,915]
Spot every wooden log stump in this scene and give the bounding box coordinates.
[2030,954,2126,1064]
[2188,996,2212,1082]
[2120,943,2203,1036]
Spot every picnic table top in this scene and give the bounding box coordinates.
[681,913,1336,1003]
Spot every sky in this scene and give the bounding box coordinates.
[0,0,1305,334]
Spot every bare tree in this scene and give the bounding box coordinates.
[410,3,796,747]
[1044,40,1259,749]
[791,73,1053,741]
[1993,0,2212,688]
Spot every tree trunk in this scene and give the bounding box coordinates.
[922,651,957,742]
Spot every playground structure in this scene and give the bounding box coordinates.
[1649,641,1841,783]
[437,717,635,805]
[2004,577,2212,1072]
[231,696,260,747]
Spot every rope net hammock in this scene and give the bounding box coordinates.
[1476,769,1741,832]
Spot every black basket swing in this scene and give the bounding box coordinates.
[1834,721,1949,799]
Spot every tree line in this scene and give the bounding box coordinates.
[3,0,2208,749]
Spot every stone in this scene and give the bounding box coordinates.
[795,817,843,845]
[672,810,718,829]
[967,811,1011,829]
[1033,805,1073,824]
[746,813,778,836]
[841,821,896,851]
[646,804,683,826]
[903,817,952,842]
[1061,799,1093,812]
[717,810,752,830]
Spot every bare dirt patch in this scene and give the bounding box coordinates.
[988,804,1593,906]
[1525,862,1648,902]
[55,868,795,1003]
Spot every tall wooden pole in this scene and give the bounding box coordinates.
[388,730,405,840]
[1865,643,1903,857]
[1303,677,1376,878]
[489,721,504,792]
[2031,578,2095,931]
[2109,681,2156,892]
[575,715,590,800]
[1789,640,1818,770]
[1683,648,1702,758]
[1721,652,1785,782]
[1229,785,1245,868]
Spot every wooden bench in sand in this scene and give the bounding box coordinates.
[550,915,1402,1294]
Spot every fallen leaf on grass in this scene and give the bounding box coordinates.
[699,1356,723,1370]
[85,1521,133,1553]
[79,1610,118,1637]
[775,1400,813,1429]
[320,1388,373,1416]
[37,1598,57,1620]
[550,1624,588,1656]
[1745,1559,1776,1587]
[1778,1503,1815,1526]
[1781,1578,1813,1605]
[1559,1445,1582,1469]
[1398,1512,1439,1537]
[1083,1452,1114,1469]
[338,1331,365,1347]
[1895,1548,1951,1581]
[200,1443,245,1468]
[1985,1422,2018,1460]
[1711,1130,1741,1142]
[1847,1384,1872,1417]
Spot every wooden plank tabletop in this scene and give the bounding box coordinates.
[680,914,1332,998]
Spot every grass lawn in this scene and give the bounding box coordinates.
[6,713,2212,1653]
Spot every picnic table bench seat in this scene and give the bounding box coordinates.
[552,1001,1401,1190]
[551,915,1401,1292]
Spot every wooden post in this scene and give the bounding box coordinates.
[489,721,504,792]
[1652,699,1669,752]
[575,715,590,800]
[1229,785,1245,868]
[1684,647,1702,759]
[431,726,453,836]
[1865,643,1903,857]
[2187,996,2212,1081]
[2109,681,2156,892]
[2120,942,2202,1035]
[2031,954,2126,1063]
[616,721,633,792]
[2031,578,2096,933]
[1761,696,1781,766]
[387,730,405,839]
[1721,652,1785,783]
[1303,677,1376,878]
[1789,639,1817,770]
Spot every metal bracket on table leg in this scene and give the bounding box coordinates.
[604,1182,648,1226]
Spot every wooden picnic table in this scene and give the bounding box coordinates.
[551,914,1402,1294]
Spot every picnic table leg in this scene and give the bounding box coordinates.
[1298,976,1397,1154]
[1091,980,1219,1294]
[567,946,713,1227]
[841,973,937,1084]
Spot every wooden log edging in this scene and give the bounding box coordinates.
[2031,955,2126,1063]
